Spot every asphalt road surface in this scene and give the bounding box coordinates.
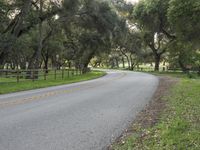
[0,70,158,150]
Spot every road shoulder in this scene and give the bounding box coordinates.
[109,76,178,149]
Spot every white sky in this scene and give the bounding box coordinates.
[126,0,139,4]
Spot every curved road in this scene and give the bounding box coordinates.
[0,70,158,150]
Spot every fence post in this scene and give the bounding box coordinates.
[72,69,74,76]
[44,69,47,80]
[163,67,165,72]
[54,69,57,80]
[5,70,8,78]
[67,69,70,78]
[62,69,64,79]
[17,69,19,83]
[32,70,35,82]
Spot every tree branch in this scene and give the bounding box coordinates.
[161,28,176,40]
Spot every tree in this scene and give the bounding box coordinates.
[167,0,200,73]
[60,0,122,72]
[132,0,175,71]
[167,40,200,74]
[0,0,61,68]
[168,0,200,45]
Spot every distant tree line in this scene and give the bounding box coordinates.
[94,0,200,74]
[0,0,200,74]
[0,0,124,74]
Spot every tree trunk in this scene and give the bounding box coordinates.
[0,52,6,69]
[115,58,119,68]
[82,51,95,74]
[10,63,15,70]
[44,56,49,73]
[82,57,92,74]
[82,63,89,73]
[130,54,135,70]
[20,62,26,70]
[110,59,115,69]
[125,55,130,70]
[178,59,188,73]
[198,66,200,76]
[122,57,125,68]
[154,54,161,71]
[119,48,130,70]
[93,62,98,68]
[34,0,43,79]
[68,61,71,69]
[35,0,43,69]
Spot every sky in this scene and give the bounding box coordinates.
[126,0,139,4]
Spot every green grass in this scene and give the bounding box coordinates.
[0,71,106,94]
[112,73,200,150]
[0,69,83,83]
[150,71,200,79]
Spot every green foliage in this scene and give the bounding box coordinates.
[132,0,173,71]
[0,0,9,32]
[168,0,200,44]
[0,0,124,71]
[61,0,124,69]
[133,0,170,32]
[0,0,199,73]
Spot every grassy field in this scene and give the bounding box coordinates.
[0,71,106,94]
[112,72,200,150]
[151,71,200,79]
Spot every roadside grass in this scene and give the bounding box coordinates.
[112,73,200,150]
[0,70,83,83]
[0,71,106,94]
[150,71,200,79]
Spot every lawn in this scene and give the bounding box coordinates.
[112,73,200,150]
[0,71,106,94]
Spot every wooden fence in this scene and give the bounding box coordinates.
[0,68,84,83]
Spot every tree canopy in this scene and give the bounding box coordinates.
[0,0,199,74]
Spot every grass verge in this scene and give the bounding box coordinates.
[151,71,200,79]
[0,71,106,94]
[111,73,200,150]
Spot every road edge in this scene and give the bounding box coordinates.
[108,76,179,149]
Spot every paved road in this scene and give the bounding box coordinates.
[0,70,158,150]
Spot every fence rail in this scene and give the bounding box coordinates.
[0,68,84,83]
